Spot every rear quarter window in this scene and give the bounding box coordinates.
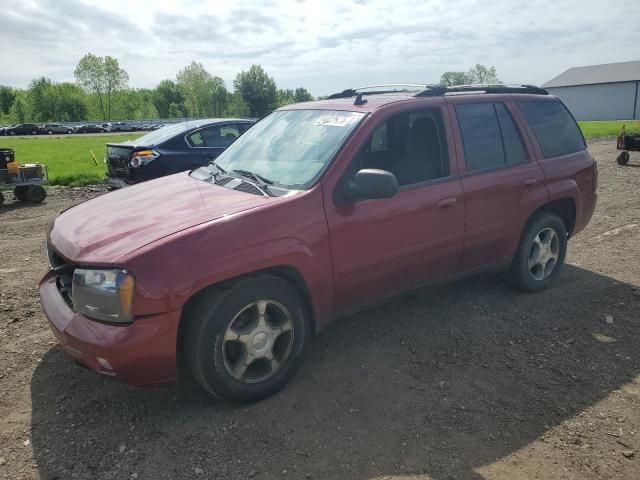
[518,100,585,158]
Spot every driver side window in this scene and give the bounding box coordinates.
[351,108,449,186]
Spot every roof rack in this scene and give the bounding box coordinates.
[326,84,425,100]
[415,84,548,97]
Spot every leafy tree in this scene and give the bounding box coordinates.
[0,86,16,115]
[8,91,32,123]
[439,71,473,87]
[440,64,500,87]
[225,91,250,117]
[74,53,128,120]
[233,65,277,117]
[176,62,227,118]
[467,64,500,84]
[153,80,185,118]
[56,83,88,121]
[276,87,315,107]
[29,77,59,121]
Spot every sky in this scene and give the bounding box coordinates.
[0,0,638,96]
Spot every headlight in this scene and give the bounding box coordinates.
[129,149,159,168]
[72,269,135,323]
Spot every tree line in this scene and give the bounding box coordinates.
[0,53,314,123]
[0,54,500,124]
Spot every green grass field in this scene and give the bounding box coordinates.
[2,120,640,187]
[2,134,143,186]
[578,120,640,139]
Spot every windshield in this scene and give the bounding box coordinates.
[212,109,365,189]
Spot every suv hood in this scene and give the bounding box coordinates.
[50,173,271,264]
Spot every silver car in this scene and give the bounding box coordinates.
[42,123,74,134]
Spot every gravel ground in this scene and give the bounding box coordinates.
[0,140,639,480]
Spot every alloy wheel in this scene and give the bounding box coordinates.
[528,227,560,281]
[222,300,294,383]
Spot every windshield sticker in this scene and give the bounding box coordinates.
[313,115,357,127]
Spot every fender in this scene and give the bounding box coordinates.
[120,189,335,325]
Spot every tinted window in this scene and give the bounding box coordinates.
[456,103,504,171]
[518,100,585,158]
[456,103,527,171]
[495,103,527,164]
[352,108,449,186]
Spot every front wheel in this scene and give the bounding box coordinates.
[510,212,567,292]
[183,275,310,402]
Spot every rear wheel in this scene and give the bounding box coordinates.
[0,192,4,206]
[47,130,53,135]
[25,185,46,203]
[510,212,567,292]
[617,151,630,165]
[184,275,310,402]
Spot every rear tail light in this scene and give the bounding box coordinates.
[129,149,159,168]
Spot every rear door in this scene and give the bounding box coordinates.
[449,99,548,271]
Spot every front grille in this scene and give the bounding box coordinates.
[47,241,75,308]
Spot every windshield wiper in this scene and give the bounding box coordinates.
[232,169,273,185]
[231,169,275,196]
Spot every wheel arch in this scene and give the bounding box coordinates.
[538,197,576,237]
[176,264,317,358]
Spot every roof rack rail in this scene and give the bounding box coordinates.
[326,84,425,99]
[415,84,548,97]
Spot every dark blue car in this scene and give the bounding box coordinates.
[106,118,255,188]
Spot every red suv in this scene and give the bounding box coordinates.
[40,84,597,401]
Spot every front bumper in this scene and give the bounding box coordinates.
[39,273,180,386]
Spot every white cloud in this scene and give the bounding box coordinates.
[0,0,638,95]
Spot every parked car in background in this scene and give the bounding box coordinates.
[74,124,107,134]
[105,118,254,187]
[105,122,136,132]
[41,123,74,134]
[41,84,597,402]
[4,123,40,135]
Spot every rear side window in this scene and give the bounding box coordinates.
[455,102,527,172]
[518,100,585,158]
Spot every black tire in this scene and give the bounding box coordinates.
[13,186,28,201]
[617,151,630,166]
[183,275,310,402]
[25,185,46,203]
[510,212,567,292]
[0,192,4,206]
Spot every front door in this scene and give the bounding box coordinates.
[324,106,466,312]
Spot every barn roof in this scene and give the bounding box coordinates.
[543,61,640,88]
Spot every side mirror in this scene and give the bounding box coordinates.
[341,169,399,201]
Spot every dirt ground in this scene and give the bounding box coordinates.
[1,140,639,480]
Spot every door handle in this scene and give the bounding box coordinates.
[436,197,457,209]
[522,178,537,187]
